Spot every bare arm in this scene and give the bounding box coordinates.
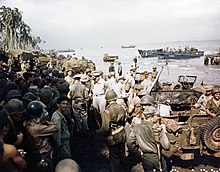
[6,144,27,170]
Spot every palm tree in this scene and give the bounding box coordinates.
[19,21,31,49]
[0,6,42,50]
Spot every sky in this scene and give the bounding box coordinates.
[1,0,220,49]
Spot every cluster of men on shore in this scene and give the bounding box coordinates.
[0,57,219,172]
[204,55,220,65]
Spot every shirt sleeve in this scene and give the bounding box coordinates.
[51,116,62,147]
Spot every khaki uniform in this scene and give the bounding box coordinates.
[101,102,126,172]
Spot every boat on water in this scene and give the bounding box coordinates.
[103,53,119,62]
[121,45,136,48]
[138,49,163,58]
[158,50,204,60]
[138,47,204,59]
[58,49,75,53]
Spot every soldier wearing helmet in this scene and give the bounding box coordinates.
[99,89,126,172]
[39,89,55,118]
[140,95,158,118]
[127,94,170,172]
[6,89,21,102]
[4,99,26,146]
[206,88,220,118]
[25,100,58,172]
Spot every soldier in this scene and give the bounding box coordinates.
[128,84,143,119]
[64,69,74,85]
[39,89,55,118]
[51,96,71,161]
[127,95,170,172]
[109,62,115,73]
[25,101,58,172]
[206,88,220,118]
[117,62,123,77]
[141,71,152,92]
[21,72,34,96]
[70,74,89,133]
[107,72,116,90]
[3,99,26,147]
[126,84,144,136]
[194,85,213,115]
[125,68,135,91]
[99,89,126,172]
[92,72,107,127]
[113,76,127,108]
[152,66,158,76]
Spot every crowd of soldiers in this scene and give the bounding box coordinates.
[0,57,219,172]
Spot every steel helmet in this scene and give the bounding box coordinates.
[6,89,21,102]
[22,92,37,103]
[27,101,43,118]
[158,94,168,103]
[5,99,26,115]
[58,82,70,94]
[140,95,155,105]
[39,89,53,103]
[105,89,117,102]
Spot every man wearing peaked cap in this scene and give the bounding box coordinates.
[69,73,89,133]
[92,70,107,127]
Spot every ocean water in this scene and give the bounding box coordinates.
[63,40,220,86]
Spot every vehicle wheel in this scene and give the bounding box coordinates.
[170,82,183,98]
[201,117,220,151]
[170,82,183,90]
